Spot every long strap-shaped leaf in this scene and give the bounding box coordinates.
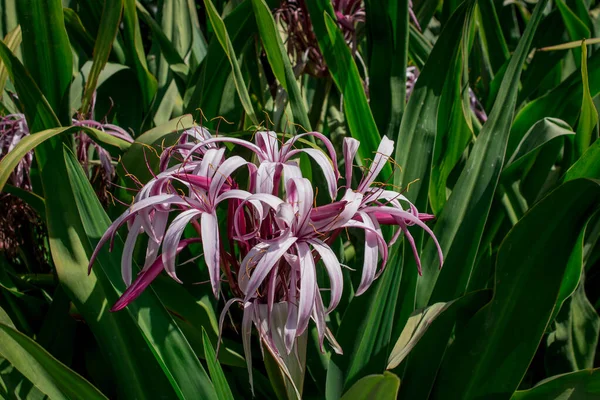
[16,0,72,125]
[418,0,552,308]
[202,0,258,126]
[304,0,388,175]
[251,0,311,131]
[122,0,157,110]
[64,148,218,400]
[0,321,108,400]
[430,178,600,398]
[0,25,20,100]
[0,125,131,192]
[81,0,124,114]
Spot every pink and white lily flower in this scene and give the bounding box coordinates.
[89,128,442,392]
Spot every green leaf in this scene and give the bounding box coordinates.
[419,0,552,308]
[202,329,235,400]
[0,25,20,101]
[122,0,157,110]
[395,290,492,400]
[184,0,255,120]
[0,322,107,400]
[0,39,59,132]
[64,147,218,400]
[340,372,400,400]
[320,12,388,174]
[250,0,311,131]
[502,118,575,179]
[431,178,600,399]
[81,0,124,114]
[364,0,408,141]
[575,40,598,157]
[119,114,195,184]
[564,137,600,181]
[16,0,72,124]
[0,125,130,192]
[556,0,590,68]
[511,369,600,399]
[63,7,95,57]
[476,0,509,75]
[387,290,491,370]
[136,1,189,84]
[202,0,258,126]
[546,282,600,374]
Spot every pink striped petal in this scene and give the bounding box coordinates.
[343,137,360,185]
[308,239,343,313]
[201,212,221,297]
[357,135,394,192]
[242,235,298,300]
[286,148,338,199]
[122,217,143,286]
[162,209,202,283]
[296,242,316,335]
[208,155,247,204]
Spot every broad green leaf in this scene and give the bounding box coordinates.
[428,15,473,214]
[16,0,72,124]
[0,25,20,101]
[431,178,600,399]
[0,40,59,132]
[419,0,551,308]
[511,369,600,399]
[202,329,235,400]
[81,0,124,114]
[0,125,130,192]
[63,8,95,57]
[564,137,600,181]
[0,322,107,400]
[184,0,256,120]
[64,148,218,400]
[202,0,258,126]
[122,0,157,110]
[251,0,311,131]
[364,0,408,141]
[321,12,388,174]
[575,40,598,157]
[387,302,451,370]
[387,290,491,371]
[136,2,189,84]
[556,0,590,68]
[395,290,492,400]
[340,372,400,400]
[476,0,509,74]
[546,282,600,374]
[502,118,575,179]
[119,114,195,184]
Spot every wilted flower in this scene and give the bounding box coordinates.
[0,114,33,190]
[90,126,442,392]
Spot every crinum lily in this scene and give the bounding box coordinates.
[89,128,442,394]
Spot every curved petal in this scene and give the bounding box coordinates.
[242,235,298,300]
[201,212,221,297]
[89,194,190,273]
[122,217,143,286]
[209,155,248,204]
[162,209,202,283]
[308,239,343,313]
[355,212,379,296]
[286,178,314,232]
[296,242,316,335]
[255,131,280,162]
[363,205,443,267]
[256,161,277,194]
[286,148,338,199]
[343,137,360,185]
[358,135,394,192]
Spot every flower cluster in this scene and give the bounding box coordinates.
[90,127,443,387]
